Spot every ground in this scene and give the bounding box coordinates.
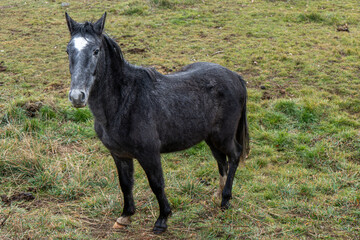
[0,0,359,239]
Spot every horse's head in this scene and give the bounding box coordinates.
[65,12,106,108]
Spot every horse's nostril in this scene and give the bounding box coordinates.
[81,91,86,101]
[69,90,86,106]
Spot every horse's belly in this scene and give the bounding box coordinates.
[159,126,208,153]
[160,140,203,153]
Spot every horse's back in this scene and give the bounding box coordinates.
[150,62,246,153]
[167,62,239,80]
[163,62,245,95]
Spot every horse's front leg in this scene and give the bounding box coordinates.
[137,152,172,234]
[111,154,136,229]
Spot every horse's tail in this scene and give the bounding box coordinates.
[236,75,250,162]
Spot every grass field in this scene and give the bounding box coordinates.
[0,0,359,239]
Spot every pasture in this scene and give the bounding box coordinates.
[0,0,359,239]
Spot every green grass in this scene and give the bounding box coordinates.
[1,0,359,239]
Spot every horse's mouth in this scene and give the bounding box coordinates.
[72,103,86,108]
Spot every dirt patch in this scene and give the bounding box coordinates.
[126,48,146,54]
[256,82,291,100]
[0,61,7,72]
[1,192,35,205]
[23,102,42,117]
[337,24,349,32]
[261,91,272,100]
[151,65,178,74]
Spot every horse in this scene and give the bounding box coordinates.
[65,12,250,234]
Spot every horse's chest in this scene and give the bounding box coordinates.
[94,123,132,157]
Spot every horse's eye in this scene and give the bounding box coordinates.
[93,49,100,56]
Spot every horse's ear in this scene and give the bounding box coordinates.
[94,12,107,35]
[65,12,77,35]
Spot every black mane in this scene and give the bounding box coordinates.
[70,21,101,36]
[102,34,125,66]
[101,32,159,82]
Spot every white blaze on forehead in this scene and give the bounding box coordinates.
[73,37,88,51]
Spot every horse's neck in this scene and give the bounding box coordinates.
[88,60,140,126]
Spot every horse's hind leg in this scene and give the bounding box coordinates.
[206,140,228,199]
[111,155,136,229]
[137,153,172,234]
[221,141,243,209]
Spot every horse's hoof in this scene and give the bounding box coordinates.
[113,221,127,229]
[153,218,168,234]
[153,226,167,234]
[113,216,131,229]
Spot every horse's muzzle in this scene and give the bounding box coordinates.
[69,89,87,108]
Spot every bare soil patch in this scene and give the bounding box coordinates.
[0,192,35,205]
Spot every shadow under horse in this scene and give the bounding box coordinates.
[65,12,250,234]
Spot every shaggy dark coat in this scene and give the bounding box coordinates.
[65,12,249,234]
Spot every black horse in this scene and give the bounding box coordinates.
[65,12,249,234]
